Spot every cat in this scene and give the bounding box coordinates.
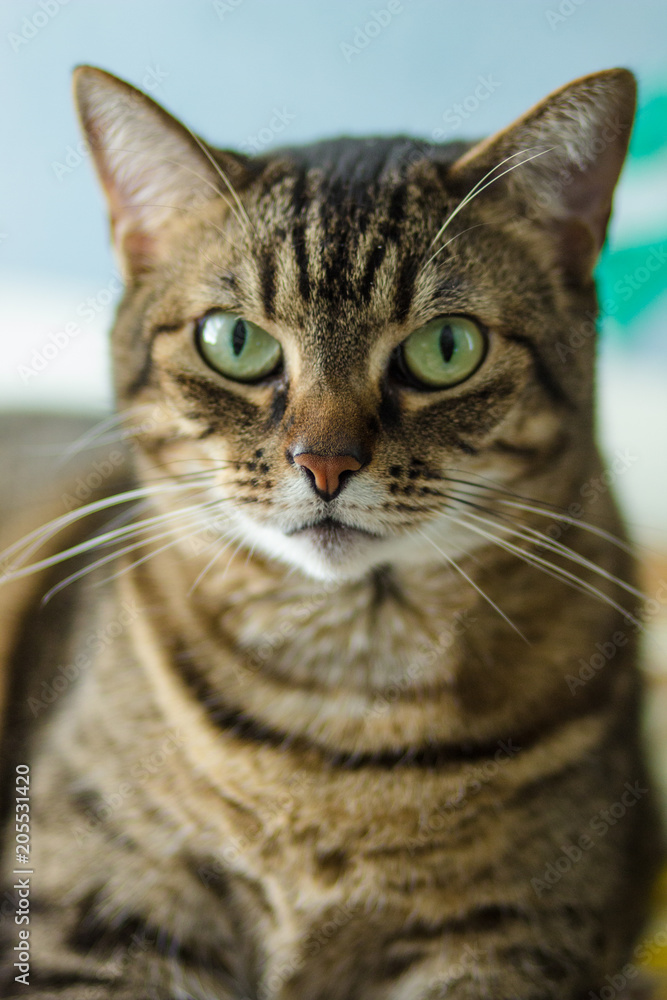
[0,64,661,999]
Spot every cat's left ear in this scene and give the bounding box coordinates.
[73,65,252,276]
[449,68,636,279]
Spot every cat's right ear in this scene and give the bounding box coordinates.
[448,68,636,281]
[73,66,251,276]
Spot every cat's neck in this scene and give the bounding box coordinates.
[118,506,631,758]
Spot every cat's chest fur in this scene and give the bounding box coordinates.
[28,558,615,1000]
[217,559,472,691]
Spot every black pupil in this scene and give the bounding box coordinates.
[232,319,247,356]
[439,324,455,363]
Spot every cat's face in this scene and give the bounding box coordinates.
[75,67,635,581]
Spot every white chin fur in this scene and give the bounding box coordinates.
[231,510,481,583]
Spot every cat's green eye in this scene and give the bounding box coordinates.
[397,316,486,389]
[197,312,283,383]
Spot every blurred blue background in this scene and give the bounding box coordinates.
[0,0,665,540]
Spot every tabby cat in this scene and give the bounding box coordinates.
[0,65,660,999]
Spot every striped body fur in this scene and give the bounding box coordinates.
[0,67,660,998]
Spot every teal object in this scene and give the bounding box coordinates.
[597,81,667,347]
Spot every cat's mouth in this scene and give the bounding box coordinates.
[287,516,380,549]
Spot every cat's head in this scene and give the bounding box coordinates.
[73,67,635,582]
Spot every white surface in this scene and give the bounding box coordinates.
[597,344,667,547]
[0,273,114,413]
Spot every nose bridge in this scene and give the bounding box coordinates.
[285,380,377,499]
[286,380,375,459]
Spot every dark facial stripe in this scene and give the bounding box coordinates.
[268,385,288,427]
[126,350,154,397]
[291,221,311,301]
[386,183,407,230]
[504,332,572,408]
[259,248,276,320]
[359,243,386,302]
[378,382,402,431]
[488,439,543,459]
[488,431,570,466]
[447,433,478,455]
[172,372,260,425]
[394,254,418,322]
[290,168,311,302]
[126,322,184,397]
[290,166,309,218]
[151,322,185,335]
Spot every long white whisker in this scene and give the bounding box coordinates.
[7,498,221,584]
[448,513,644,631]
[414,526,529,643]
[243,540,258,567]
[103,142,253,245]
[444,474,637,551]
[174,126,254,236]
[420,222,494,274]
[83,533,202,597]
[494,498,635,555]
[460,508,646,603]
[86,497,226,552]
[0,477,217,571]
[187,527,244,596]
[40,516,209,605]
[57,406,156,464]
[428,147,552,250]
[220,536,251,582]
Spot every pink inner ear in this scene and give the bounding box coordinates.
[549,218,599,285]
[449,71,635,281]
[105,175,156,275]
[112,219,156,275]
[554,137,628,253]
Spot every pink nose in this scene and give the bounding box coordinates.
[293,452,362,497]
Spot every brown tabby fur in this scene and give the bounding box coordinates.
[0,67,661,999]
